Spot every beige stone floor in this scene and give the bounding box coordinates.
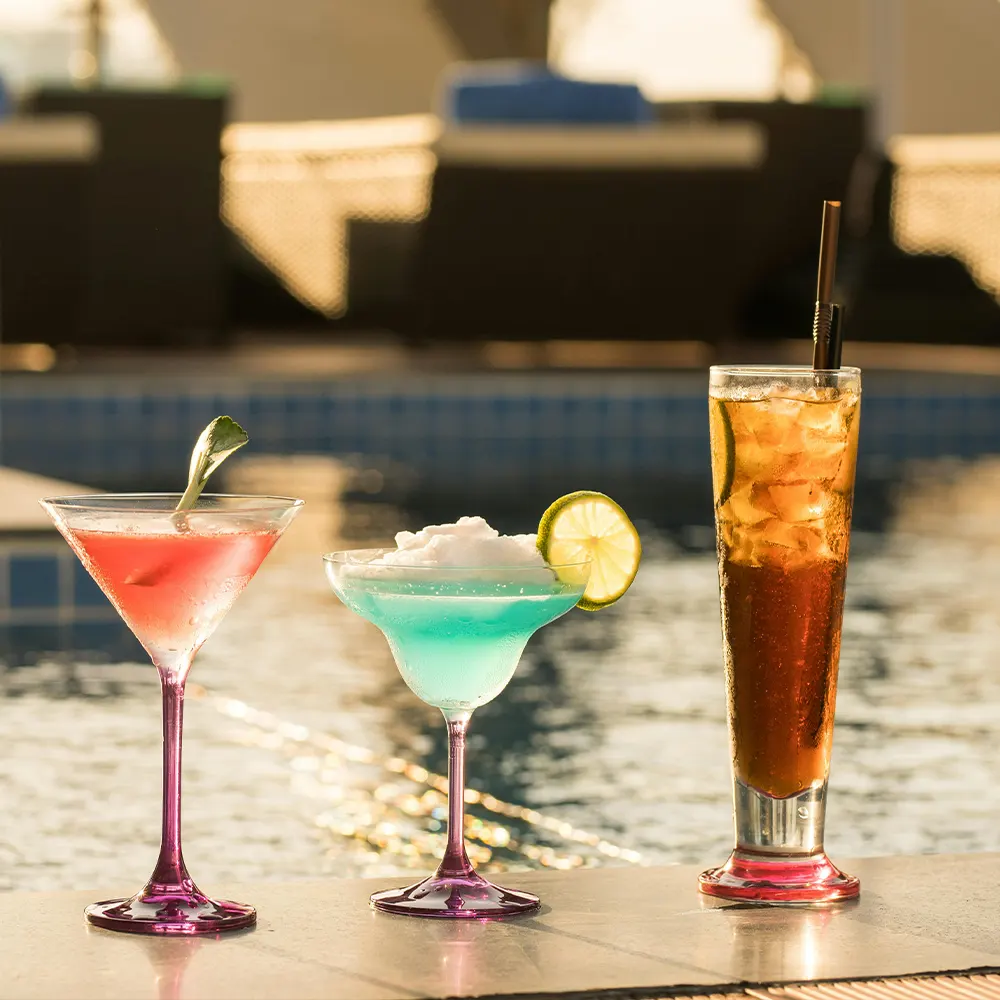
[2,854,999,999]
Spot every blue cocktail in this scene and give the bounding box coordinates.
[335,574,584,712]
[324,520,590,918]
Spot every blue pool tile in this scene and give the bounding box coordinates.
[4,376,1000,490]
[73,561,110,609]
[1,624,62,660]
[9,556,60,609]
[68,621,144,660]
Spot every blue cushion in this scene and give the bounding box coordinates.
[444,67,652,126]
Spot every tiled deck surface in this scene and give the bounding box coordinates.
[3,854,998,999]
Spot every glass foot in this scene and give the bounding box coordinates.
[699,850,860,904]
[85,887,256,935]
[371,870,540,919]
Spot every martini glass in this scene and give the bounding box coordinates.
[41,493,303,935]
[324,549,590,918]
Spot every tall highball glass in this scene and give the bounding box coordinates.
[699,367,861,903]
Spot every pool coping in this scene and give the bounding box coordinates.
[2,853,998,999]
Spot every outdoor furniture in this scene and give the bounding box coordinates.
[22,86,229,348]
[442,63,653,125]
[0,116,96,345]
[403,121,765,343]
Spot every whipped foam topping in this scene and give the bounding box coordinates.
[373,516,545,568]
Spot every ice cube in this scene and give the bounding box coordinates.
[727,485,774,527]
[797,398,846,435]
[757,518,831,565]
[831,429,859,494]
[726,525,757,566]
[793,439,848,484]
[767,481,827,524]
[766,395,806,422]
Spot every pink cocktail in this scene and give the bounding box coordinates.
[71,527,280,656]
[41,494,302,935]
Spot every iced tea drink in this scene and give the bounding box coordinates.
[699,365,861,903]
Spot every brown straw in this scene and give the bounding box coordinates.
[811,200,842,370]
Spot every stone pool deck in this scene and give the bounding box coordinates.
[3,854,999,999]
[0,466,95,532]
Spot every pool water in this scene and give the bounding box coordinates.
[2,457,1000,893]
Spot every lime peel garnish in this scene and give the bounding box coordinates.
[714,399,736,506]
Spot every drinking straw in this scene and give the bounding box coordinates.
[811,200,843,370]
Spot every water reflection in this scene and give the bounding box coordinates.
[4,456,1000,891]
[212,694,641,873]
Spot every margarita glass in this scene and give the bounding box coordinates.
[324,547,590,918]
[41,493,303,934]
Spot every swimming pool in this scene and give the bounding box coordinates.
[4,369,1000,494]
[2,370,1000,892]
[1,454,999,893]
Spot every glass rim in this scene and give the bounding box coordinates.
[323,547,592,573]
[710,365,861,377]
[39,492,305,515]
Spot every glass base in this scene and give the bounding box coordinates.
[85,888,256,935]
[699,849,860,904]
[371,870,540,919]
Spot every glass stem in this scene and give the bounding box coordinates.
[439,711,474,878]
[150,668,192,889]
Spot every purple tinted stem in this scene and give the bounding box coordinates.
[150,672,192,888]
[439,712,474,878]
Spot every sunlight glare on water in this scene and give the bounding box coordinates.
[3,456,1000,891]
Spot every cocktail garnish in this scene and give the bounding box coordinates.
[176,416,249,513]
[537,491,641,611]
[126,417,250,584]
[712,400,736,505]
